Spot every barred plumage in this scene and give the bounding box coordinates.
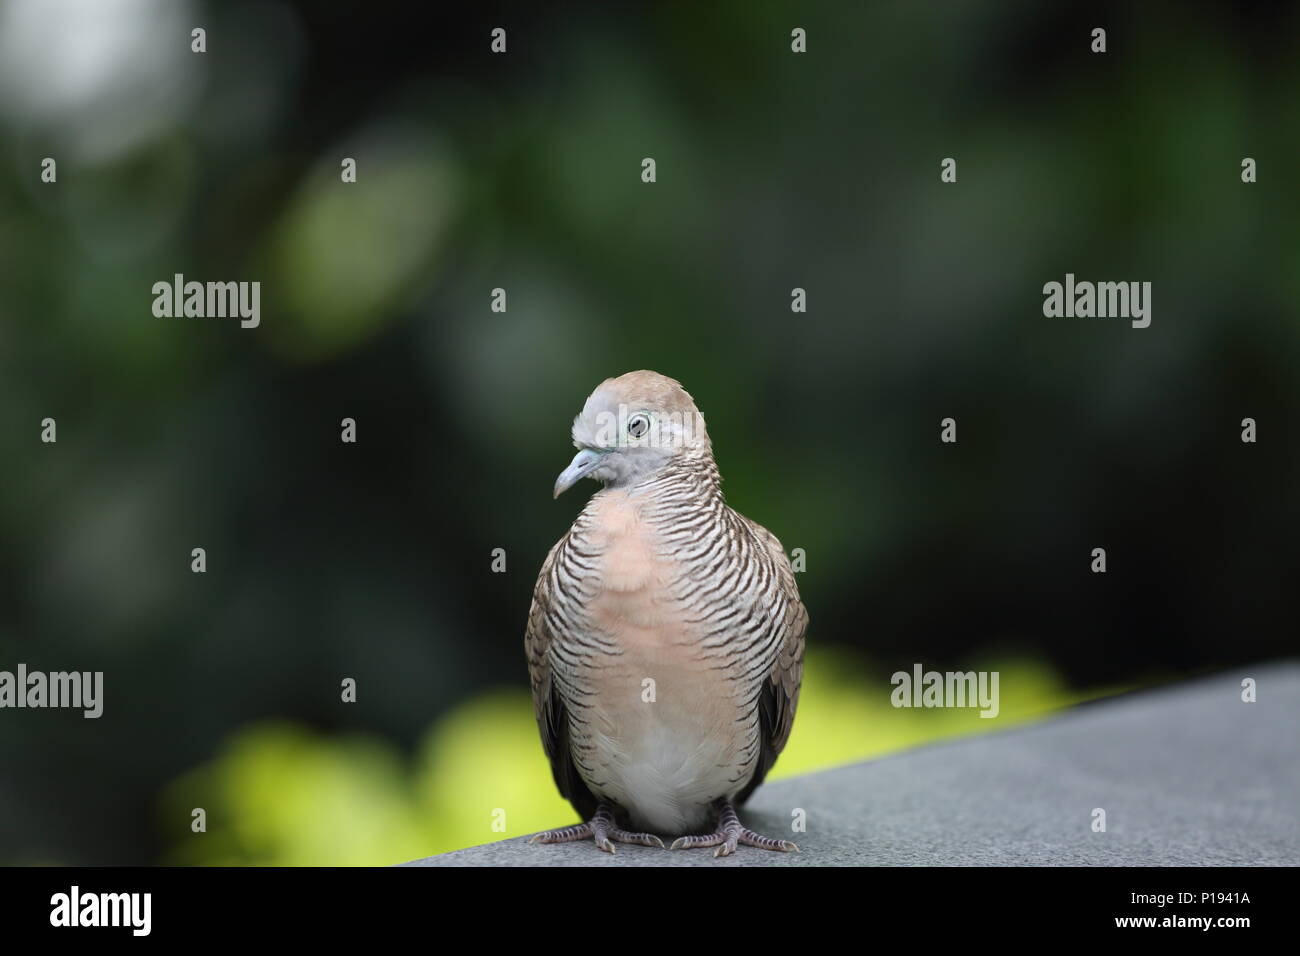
[525,371,806,846]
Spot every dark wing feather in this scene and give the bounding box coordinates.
[524,536,599,820]
[736,526,807,806]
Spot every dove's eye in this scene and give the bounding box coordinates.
[627,413,651,440]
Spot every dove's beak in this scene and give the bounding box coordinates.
[553,448,606,499]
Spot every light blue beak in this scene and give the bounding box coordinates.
[553,448,605,499]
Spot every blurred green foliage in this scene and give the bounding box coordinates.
[162,648,1118,864]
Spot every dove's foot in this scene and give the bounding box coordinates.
[529,804,665,853]
[670,800,799,857]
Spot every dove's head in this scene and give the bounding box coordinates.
[553,370,712,498]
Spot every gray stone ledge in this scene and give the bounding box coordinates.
[403,662,1300,866]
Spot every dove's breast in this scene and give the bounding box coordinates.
[556,487,755,834]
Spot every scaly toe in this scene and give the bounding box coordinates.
[529,821,595,845]
[738,828,799,852]
[670,833,723,850]
[610,828,665,848]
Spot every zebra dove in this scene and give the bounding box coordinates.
[525,371,806,856]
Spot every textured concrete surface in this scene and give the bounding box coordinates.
[404,663,1300,866]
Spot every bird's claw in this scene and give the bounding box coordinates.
[669,801,799,856]
[531,805,666,852]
